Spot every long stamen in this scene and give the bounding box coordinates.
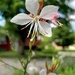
[30,35,35,42]
[34,22,38,37]
[21,25,29,30]
[30,24,36,42]
[57,21,63,27]
[21,21,32,30]
[32,25,36,37]
[27,22,34,38]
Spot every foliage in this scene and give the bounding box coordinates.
[52,21,75,48]
[0,26,6,36]
[36,36,58,57]
[45,0,74,17]
[0,51,17,57]
[57,58,75,75]
[13,69,23,75]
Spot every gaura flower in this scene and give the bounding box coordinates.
[50,13,60,26]
[40,69,56,75]
[10,0,59,39]
[50,13,63,26]
[26,63,39,75]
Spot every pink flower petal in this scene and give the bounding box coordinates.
[53,13,60,19]
[50,13,60,26]
[40,5,59,20]
[50,19,58,26]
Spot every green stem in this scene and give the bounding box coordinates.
[24,42,32,75]
[16,51,25,69]
[0,60,23,72]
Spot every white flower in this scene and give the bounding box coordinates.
[26,63,39,75]
[10,0,59,37]
[40,69,56,75]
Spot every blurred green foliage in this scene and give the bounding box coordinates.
[57,57,75,75]
[52,23,75,49]
[13,69,23,75]
[58,63,75,75]
[37,36,57,53]
[0,50,17,57]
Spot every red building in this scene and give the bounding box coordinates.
[0,36,11,51]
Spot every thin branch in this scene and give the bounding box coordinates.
[0,61,23,72]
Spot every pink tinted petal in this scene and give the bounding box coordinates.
[50,13,60,26]
[54,13,60,19]
[25,0,39,15]
[50,19,58,26]
[40,5,59,20]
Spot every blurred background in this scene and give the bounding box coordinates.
[0,0,75,75]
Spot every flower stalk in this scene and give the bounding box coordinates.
[23,41,33,75]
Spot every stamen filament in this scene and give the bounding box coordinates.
[27,22,34,38]
[30,24,36,42]
[57,21,63,27]
[34,22,38,37]
[21,21,33,30]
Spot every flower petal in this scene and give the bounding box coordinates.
[38,21,52,37]
[50,19,58,26]
[48,73,57,75]
[25,0,39,15]
[26,63,39,75]
[50,13,60,26]
[40,5,59,20]
[10,13,32,25]
[39,69,46,75]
